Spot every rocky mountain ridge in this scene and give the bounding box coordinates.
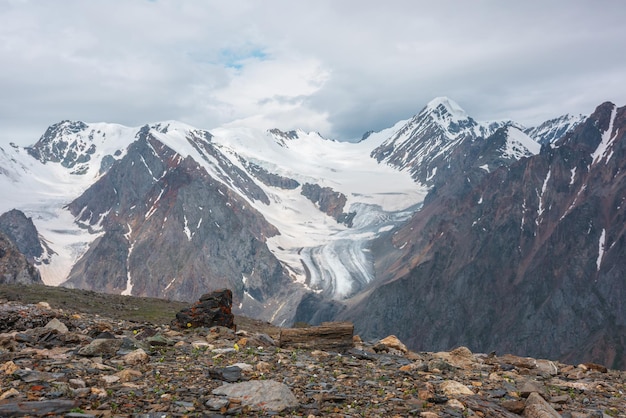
[5,97,626,371]
[339,101,626,369]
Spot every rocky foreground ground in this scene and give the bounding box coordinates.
[0,296,625,417]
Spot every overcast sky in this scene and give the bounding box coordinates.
[2,0,625,145]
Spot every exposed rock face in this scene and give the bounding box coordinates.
[342,102,626,369]
[0,232,42,284]
[300,183,356,226]
[26,120,95,174]
[0,209,44,263]
[244,160,300,189]
[268,128,299,147]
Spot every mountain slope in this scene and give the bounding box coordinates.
[62,127,296,320]
[341,101,626,368]
[0,117,427,324]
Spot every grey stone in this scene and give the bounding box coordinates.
[44,318,68,334]
[520,380,547,399]
[77,338,123,357]
[212,379,299,412]
[208,365,242,382]
[205,397,229,410]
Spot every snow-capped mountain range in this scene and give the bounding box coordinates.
[0,97,542,302]
[6,96,626,367]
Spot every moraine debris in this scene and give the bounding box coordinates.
[0,299,625,417]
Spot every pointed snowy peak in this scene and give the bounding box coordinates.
[414,96,515,140]
[424,96,470,124]
[25,120,136,175]
[27,120,90,164]
[525,113,586,145]
[372,97,539,186]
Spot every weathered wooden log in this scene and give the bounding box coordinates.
[278,321,354,351]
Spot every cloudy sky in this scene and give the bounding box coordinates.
[2,0,625,145]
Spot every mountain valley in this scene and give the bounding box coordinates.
[1,97,624,369]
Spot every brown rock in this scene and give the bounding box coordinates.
[378,335,408,353]
[440,380,474,397]
[172,289,235,330]
[499,354,537,370]
[524,392,560,418]
[122,348,149,365]
[501,399,525,414]
[582,362,608,373]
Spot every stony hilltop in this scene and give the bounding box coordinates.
[0,284,624,417]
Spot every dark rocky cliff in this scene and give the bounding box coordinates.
[341,102,626,369]
[300,183,355,226]
[0,209,44,263]
[0,231,42,284]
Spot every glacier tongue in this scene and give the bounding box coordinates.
[297,202,420,299]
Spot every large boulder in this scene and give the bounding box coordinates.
[172,289,235,330]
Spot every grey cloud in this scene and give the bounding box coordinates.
[1,0,625,144]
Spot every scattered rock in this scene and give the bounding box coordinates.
[0,299,625,417]
[44,317,68,333]
[440,380,474,396]
[0,399,79,416]
[377,335,408,353]
[524,391,561,417]
[76,338,123,357]
[278,321,354,351]
[208,365,243,382]
[122,348,149,365]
